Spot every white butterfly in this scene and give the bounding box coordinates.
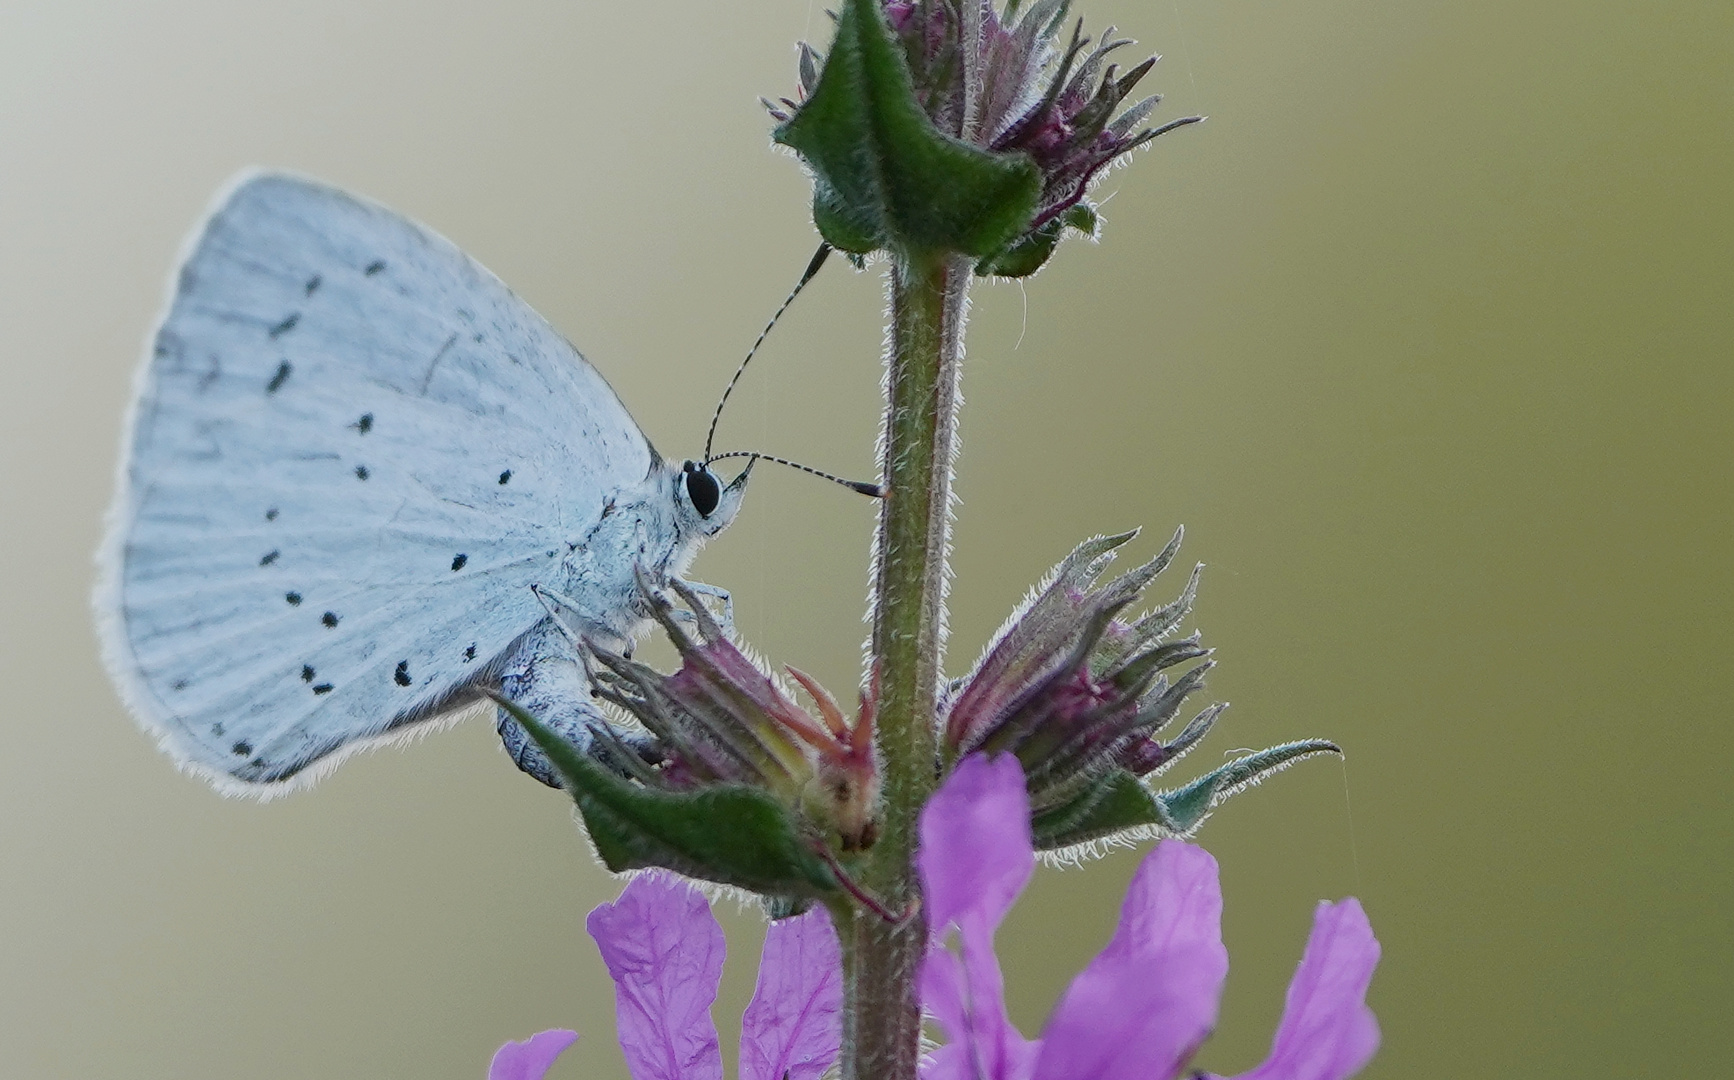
[96,172,750,795]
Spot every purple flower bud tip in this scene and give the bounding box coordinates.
[487,1029,577,1080]
[917,753,1381,1080]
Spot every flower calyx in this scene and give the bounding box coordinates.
[500,575,880,906]
[942,529,1340,855]
[769,0,1200,276]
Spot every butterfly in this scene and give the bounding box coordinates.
[96,172,755,794]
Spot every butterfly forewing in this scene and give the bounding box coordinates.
[101,173,655,787]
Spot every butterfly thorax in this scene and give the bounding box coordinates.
[545,469,700,652]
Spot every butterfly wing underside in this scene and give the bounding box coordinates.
[98,172,654,790]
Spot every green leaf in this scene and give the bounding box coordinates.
[766,895,816,921]
[774,0,1042,257]
[1062,202,1100,236]
[501,699,840,899]
[975,202,1101,278]
[1031,768,1169,851]
[812,195,881,257]
[975,217,1064,278]
[1158,739,1342,835]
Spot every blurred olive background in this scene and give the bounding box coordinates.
[2,1,1729,1076]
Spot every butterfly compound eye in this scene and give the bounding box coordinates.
[683,461,722,518]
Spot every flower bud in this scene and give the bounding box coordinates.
[943,529,1340,854]
[587,577,881,853]
[772,0,1200,274]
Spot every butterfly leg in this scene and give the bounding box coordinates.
[676,579,736,639]
[494,621,651,788]
[530,583,640,658]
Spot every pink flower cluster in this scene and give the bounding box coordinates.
[920,754,1380,1080]
[491,755,1380,1080]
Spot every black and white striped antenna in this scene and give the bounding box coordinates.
[702,243,883,499]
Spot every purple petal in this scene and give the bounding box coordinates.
[917,753,1039,1080]
[740,909,843,1080]
[586,874,725,1080]
[919,946,1039,1080]
[922,1038,1040,1080]
[919,752,1034,933]
[1224,899,1381,1080]
[1032,841,1228,1080]
[488,1030,578,1080]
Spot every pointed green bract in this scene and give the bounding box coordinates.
[774,0,1041,258]
[1031,768,1163,851]
[1031,738,1344,849]
[1158,739,1343,835]
[976,202,1100,278]
[501,700,840,899]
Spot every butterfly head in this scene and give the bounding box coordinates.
[678,457,752,536]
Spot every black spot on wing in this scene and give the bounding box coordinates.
[172,679,188,691]
[313,683,334,695]
[266,507,279,521]
[498,469,512,485]
[286,591,302,606]
[211,723,225,737]
[231,740,252,756]
[266,361,292,394]
[394,661,411,687]
[321,612,339,628]
[305,274,321,295]
[301,665,315,682]
[463,644,476,662]
[355,465,370,480]
[260,550,280,566]
[268,313,300,338]
[364,260,385,275]
[354,413,373,434]
[451,554,467,571]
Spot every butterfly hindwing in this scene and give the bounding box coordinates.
[99,172,656,788]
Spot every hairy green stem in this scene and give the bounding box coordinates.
[837,250,970,1080]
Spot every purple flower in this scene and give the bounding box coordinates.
[488,873,842,1080]
[918,754,1382,1080]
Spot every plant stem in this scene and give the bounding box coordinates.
[838,250,971,1080]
